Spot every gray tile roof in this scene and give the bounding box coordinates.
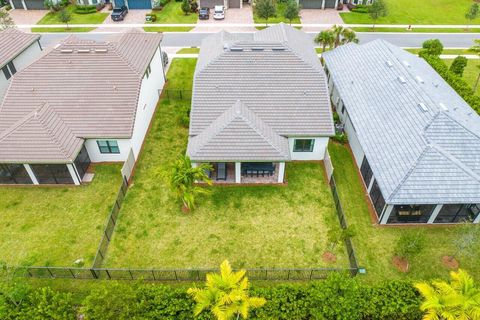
[0,28,40,69]
[323,39,480,204]
[188,24,333,161]
[0,30,162,163]
[187,100,290,161]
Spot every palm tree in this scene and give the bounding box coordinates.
[414,269,480,320]
[341,28,359,45]
[315,30,335,53]
[170,155,212,211]
[330,25,358,48]
[331,24,345,48]
[188,260,266,320]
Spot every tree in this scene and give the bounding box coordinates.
[368,0,387,32]
[327,226,355,251]
[414,269,480,320]
[283,0,299,26]
[469,39,480,91]
[255,0,276,27]
[420,39,443,57]
[394,232,425,261]
[465,3,479,31]
[0,8,14,30]
[331,25,358,48]
[58,8,71,30]
[314,30,335,53]
[449,55,468,77]
[188,260,266,320]
[170,155,212,211]
[181,0,191,15]
[340,28,358,45]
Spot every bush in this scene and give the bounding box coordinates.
[146,13,157,22]
[351,4,369,13]
[332,133,348,144]
[449,55,468,77]
[395,232,426,260]
[178,104,191,128]
[74,4,97,14]
[420,39,443,57]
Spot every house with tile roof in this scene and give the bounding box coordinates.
[323,39,480,225]
[0,30,165,185]
[187,24,334,184]
[0,28,42,101]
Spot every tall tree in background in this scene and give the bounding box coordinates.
[283,0,299,26]
[414,269,480,320]
[465,3,479,31]
[314,29,335,53]
[255,0,276,27]
[368,0,387,32]
[188,260,266,320]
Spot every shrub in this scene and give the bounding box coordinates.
[420,39,443,57]
[74,4,97,14]
[178,104,190,128]
[394,232,426,260]
[351,4,368,13]
[332,133,348,144]
[160,0,170,6]
[449,55,468,77]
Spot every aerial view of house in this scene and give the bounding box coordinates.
[0,30,165,185]
[0,28,42,101]
[187,23,334,183]
[324,39,480,225]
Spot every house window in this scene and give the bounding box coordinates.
[145,64,151,79]
[30,164,74,184]
[97,140,120,154]
[369,179,386,217]
[0,164,32,184]
[2,62,16,80]
[293,139,314,152]
[360,156,373,188]
[388,204,435,224]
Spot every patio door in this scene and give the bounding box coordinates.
[74,144,91,182]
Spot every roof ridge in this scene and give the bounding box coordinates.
[440,110,480,140]
[109,42,143,77]
[431,143,480,183]
[0,104,44,142]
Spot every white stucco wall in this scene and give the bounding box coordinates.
[288,137,329,161]
[83,46,165,163]
[344,113,365,168]
[0,41,42,101]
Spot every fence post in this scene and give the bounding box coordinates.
[151,270,156,281]
[47,267,54,278]
[90,269,99,279]
[179,90,183,100]
[174,270,178,281]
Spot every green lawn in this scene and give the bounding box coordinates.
[36,5,108,25]
[406,48,472,55]
[0,165,122,267]
[254,3,300,25]
[177,47,200,54]
[341,0,480,25]
[143,26,194,32]
[328,142,480,283]
[147,2,198,24]
[105,59,347,269]
[31,27,95,33]
[444,58,480,95]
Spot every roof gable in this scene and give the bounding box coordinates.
[0,28,40,69]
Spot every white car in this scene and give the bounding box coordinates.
[213,5,225,20]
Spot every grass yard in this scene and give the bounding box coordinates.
[105,59,348,269]
[254,3,301,25]
[36,5,108,25]
[328,142,480,283]
[444,58,480,95]
[147,2,198,24]
[340,0,480,25]
[0,165,122,267]
[177,47,200,54]
[31,27,95,33]
[406,48,472,55]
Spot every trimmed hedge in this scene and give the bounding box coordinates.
[74,5,97,14]
[421,53,480,114]
[0,274,423,319]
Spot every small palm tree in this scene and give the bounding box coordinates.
[188,260,266,320]
[414,269,480,320]
[315,30,335,53]
[331,24,345,48]
[170,155,212,211]
[340,28,359,45]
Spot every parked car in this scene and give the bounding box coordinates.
[198,7,210,20]
[111,6,128,21]
[213,5,225,20]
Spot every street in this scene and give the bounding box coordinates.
[38,31,480,49]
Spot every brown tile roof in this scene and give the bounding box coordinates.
[0,30,163,163]
[0,28,40,69]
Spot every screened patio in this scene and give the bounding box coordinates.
[203,162,285,184]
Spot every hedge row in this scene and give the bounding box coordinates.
[0,273,423,320]
[421,53,480,115]
[74,5,97,14]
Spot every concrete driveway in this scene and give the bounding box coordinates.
[93,9,150,32]
[194,4,255,32]
[9,9,48,31]
[300,8,344,32]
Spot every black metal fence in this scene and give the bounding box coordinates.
[92,177,129,268]
[162,89,192,101]
[329,176,360,274]
[15,266,357,281]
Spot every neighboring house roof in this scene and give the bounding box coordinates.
[188,23,333,161]
[0,30,162,163]
[323,39,480,205]
[0,28,40,69]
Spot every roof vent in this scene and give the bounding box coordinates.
[439,103,448,111]
[272,47,285,51]
[398,76,407,84]
[403,60,410,67]
[60,49,73,53]
[94,49,108,53]
[230,47,243,52]
[78,49,90,53]
[251,47,264,51]
[415,76,424,84]
[386,60,393,67]
[418,103,428,112]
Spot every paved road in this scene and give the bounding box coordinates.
[38,31,480,49]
